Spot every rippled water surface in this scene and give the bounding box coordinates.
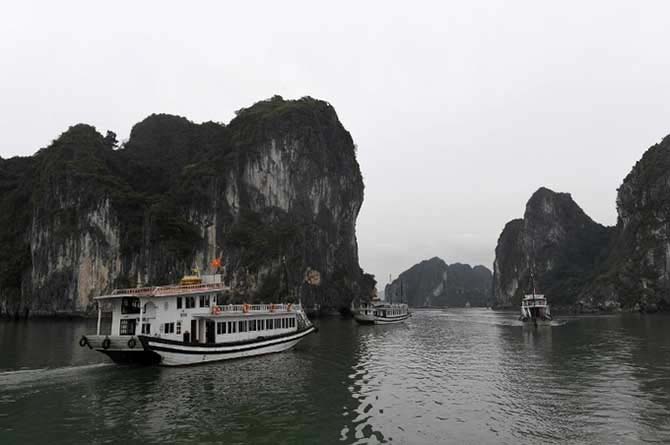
[2,310,670,444]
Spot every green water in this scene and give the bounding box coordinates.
[1,309,669,444]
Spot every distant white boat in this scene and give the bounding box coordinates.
[353,301,410,325]
[519,272,552,324]
[353,275,410,324]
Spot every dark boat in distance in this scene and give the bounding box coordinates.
[519,272,552,324]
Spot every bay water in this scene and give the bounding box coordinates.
[1,309,669,444]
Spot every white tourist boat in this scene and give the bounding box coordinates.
[519,273,552,324]
[78,272,317,366]
[353,275,410,325]
[353,300,410,325]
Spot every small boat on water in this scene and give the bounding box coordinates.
[353,276,410,325]
[519,272,552,324]
[78,270,317,366]
[353,300,410,325]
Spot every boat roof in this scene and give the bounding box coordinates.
[95,282,230,300]
[361,301,407,308]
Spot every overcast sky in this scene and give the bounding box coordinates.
[2,1,670,288]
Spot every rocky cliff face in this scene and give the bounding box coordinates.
[0,96,370,316]
[493,188,612,307]
[384,257,492,307]
[494,133,670,311]
[586,134,670,310]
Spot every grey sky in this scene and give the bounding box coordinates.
[2,1,670,288]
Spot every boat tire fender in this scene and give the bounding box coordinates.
[102,337,111,350]
[127,338,137,349]
[79,336,88,348]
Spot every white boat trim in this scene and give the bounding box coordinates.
[139,326,317,366]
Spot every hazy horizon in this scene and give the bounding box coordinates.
[2,1,670,288]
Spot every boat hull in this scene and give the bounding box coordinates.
[353,313,410,325]
[520,317,553,326]
[81,335,162,365]
[139,326,317,367]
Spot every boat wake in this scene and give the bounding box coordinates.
[439,312,568,328]
[0,363,113,388]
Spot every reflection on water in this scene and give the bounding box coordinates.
[1,310,670,444]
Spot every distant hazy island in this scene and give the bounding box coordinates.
[494,134,670,313]
[385,258,492,307]
[0,96,376,318]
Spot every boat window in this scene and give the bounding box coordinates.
[216,294,225,305]
[176,321,182,335]
[249,320,257,331]
[141,323,150,334]
[281,318,285,329]
[121,297,140,314]
[199,295,210,307]
[258,319,264,330]
[120,319,136,335]
[177,297,182,309]
[163,322,175,334]
[238,320,248,333]
[185,296,196,308]
[217,322,226,334]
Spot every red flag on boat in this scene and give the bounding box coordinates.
[211,258,222,269]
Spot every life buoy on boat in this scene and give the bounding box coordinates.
[269,303,275,312]
[212,305,222,315]
[127,338,137,349]
[243,303,250,313]
[79,336,88,348]
[287,303,292,312]
[102,337,111,350]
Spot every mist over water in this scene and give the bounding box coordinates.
[1,310,669,444]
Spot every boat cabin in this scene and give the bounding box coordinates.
[521,294,548,308]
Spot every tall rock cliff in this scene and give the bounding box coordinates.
[384,257,492,307]
[0,96,371,316]
[494,133,670,310]
[493,188,612,307]
[586,134,670,310]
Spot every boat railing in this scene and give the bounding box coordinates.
[522,300,548,308]
[210,303,303,314]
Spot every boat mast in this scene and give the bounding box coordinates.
[531,269,536,298]
[389,274,393,304]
